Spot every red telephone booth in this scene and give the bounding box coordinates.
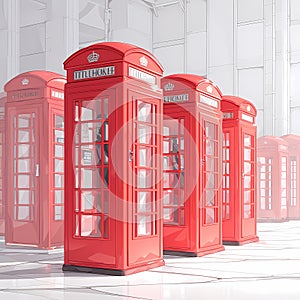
[4,71,66,249]
[281,134,300,220]
[221,95,258,245]
[0,94,6,235]
[257,136,289,222]
[162,74,224,256]
[63,42,164,275]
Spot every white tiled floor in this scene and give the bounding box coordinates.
[1,222,300,299]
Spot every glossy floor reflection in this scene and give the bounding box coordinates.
[0,221,300,299]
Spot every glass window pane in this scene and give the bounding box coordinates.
[55,115,64,128]
[138,124,153,144]
[18,159,30,172]
[138,101,151,122]
[55,190,64,204]
[18,144,30,158]
[18,115,30,128]
[55,130,64,143]
[139,147,153,167]
[18,206,30,221]
[81,191,102,212]
[163,172,180,189]
[138,191,152,212]
[244,134,252,147]
[81,168,103,188]
[18,174,30,188]
[206,208,215,224]
[55,145,64,158]
[18,190,30,204]
[81,123,96,143]
[206,190,215,206]
[18,130,30,142]
[54,206,64,220]
[81,215,102,237]
[55,159,64,172]
[55,174,64,188]
[137,215,152,236]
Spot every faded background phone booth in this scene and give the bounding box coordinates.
[63,42,164,275]
[4,71,65,249]
[0,94,6,235]
[162,74,224,256]
[281,134,300,220]
[257,136,289,222]
[221,95,258,245]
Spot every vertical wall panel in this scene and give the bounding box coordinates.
[153,44,184,75]
[237,0,263,23]
[237,23,264,68]
[238,68,264,110]
[186,32,206,75]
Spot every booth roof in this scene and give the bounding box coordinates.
[63,41,164,72]
[162,73,222,98]
[4,70,66,91]
[222,95,257,115]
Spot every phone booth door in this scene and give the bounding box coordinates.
[200,114,221,248]
[6,105,41,245]
[163,112,189,250]
[128,91,161,262]
[51,108,65,244]
[241,131,256,237]
[67,90,117,266]
[222,127,234,238]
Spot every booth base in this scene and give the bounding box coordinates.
[288,217,300,221]
[222,236,259,246]
[63,260,165,276]
[257,218,287,223]
[164,245,225,257]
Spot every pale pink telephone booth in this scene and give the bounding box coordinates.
[4,71,66,249]
[221,95,258,245]
[162,74,224,256]
[0,94,6,235]
[281,134,300,220]
[63,42,164,275]
[257,136,289,222]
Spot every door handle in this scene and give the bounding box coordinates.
[35,164,40,177]
[128,150,134,162]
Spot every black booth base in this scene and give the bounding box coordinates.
[63,259,165,276]
[164,250,198,257]
[222,236,259,246]
[164,245,225,257]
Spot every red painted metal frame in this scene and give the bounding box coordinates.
[162,74,224,256]
[63,42,164,275]
[257,136,289,222]
[221,95,259,245]
[281,134,300,220]
[4,71,65,249]
[0,94,6,235]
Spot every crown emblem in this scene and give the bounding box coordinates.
[206,86,213,93]
[22,78,29,85]
[164,82,174,91]
[87,51,100,63]
[140,56,148,67]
